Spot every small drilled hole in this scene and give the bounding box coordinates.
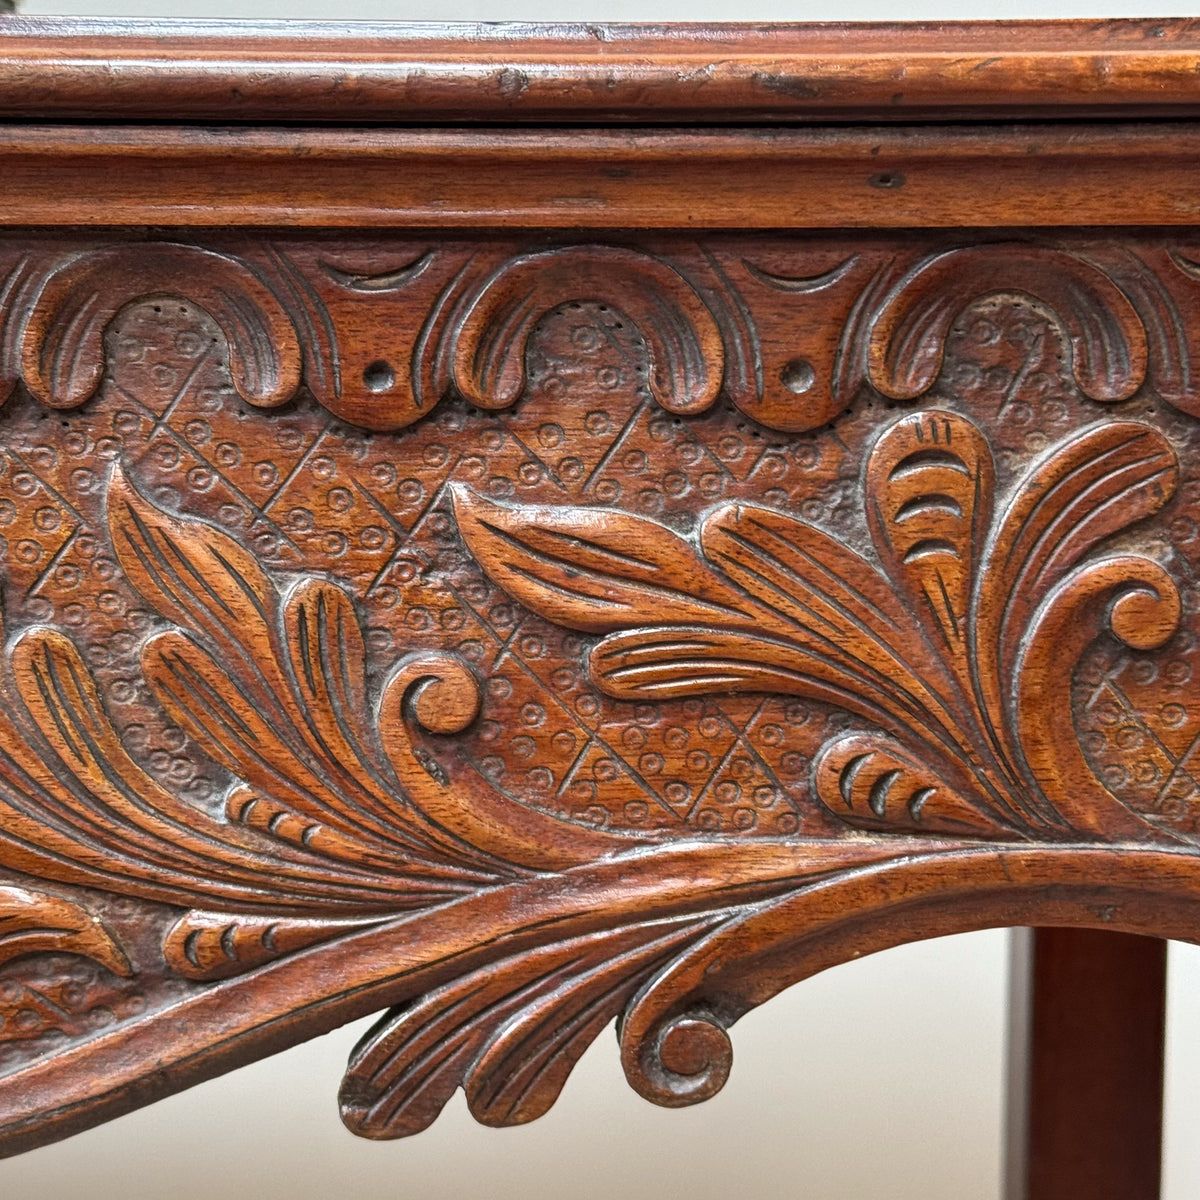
[780,359,816,394]
[868,171,906,190]
[363,360,396,393]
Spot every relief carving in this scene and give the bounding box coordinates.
[0,234,1198,1154]
[6,235,1200,435]
[451,410,1181,842]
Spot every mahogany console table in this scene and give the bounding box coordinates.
[1,17,1199,1198]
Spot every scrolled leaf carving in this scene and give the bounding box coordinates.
[455,409,1183,843]
[0,460,673,994]
[5,236,1200,1159]
[340,915,723,1138]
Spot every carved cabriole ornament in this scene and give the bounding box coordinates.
[3,17,1200,1167]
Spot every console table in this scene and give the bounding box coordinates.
[1,18,1198,1198]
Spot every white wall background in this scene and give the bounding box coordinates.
[3,3,1199,1198]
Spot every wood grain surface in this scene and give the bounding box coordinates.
[2,17,1200,123]
[1,23,1199,1186]
[0,228,1197,1162]
[5,124,1200,227]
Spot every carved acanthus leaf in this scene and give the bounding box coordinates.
[448,485,761,633]
[4,234,1200,1158]
[0,465,672,991]
[454,409,1183,842]
[163,911,383,982]
[340,915,721,1138]
[813,733,996,836]
[864,410,993,656]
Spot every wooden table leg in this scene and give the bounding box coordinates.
[1004,928,1167,1200]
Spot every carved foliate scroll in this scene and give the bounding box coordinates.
[0,231,1199,1152]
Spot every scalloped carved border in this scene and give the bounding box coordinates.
[6,236,1200,435]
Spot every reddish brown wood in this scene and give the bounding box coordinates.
[4,124,1200,227]
[1,20,1200,1177]
[1006,929,1167,1200]
[3,18,1200,123]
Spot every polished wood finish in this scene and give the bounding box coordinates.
[5,124,1200,228]
[0,22,1196,1191]
[3,18,1200,123]
[1006,930,1167,1200]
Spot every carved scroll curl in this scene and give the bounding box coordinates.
[867,244,1149,402]
[3,236,1200,1158]
[7,236,1200,433]
[21,244,303,409]
[451,245,725,417]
